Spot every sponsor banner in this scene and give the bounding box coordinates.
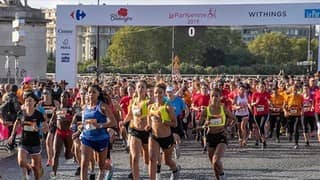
[55,26,77,87]
[56,3,320,86]
[57,3,320,26]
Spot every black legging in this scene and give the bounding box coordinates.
[287,116,301,144]
[254,114,269,136]
[302,116,315,133]
[269,114,282,139]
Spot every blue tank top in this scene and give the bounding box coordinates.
[80,101,109,141]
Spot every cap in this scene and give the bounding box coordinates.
[166,86,174,92]
[22,76,32,84]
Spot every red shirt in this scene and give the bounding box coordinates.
[192,94,210,107]
[119,96,132,119]
[314,90,320,113]
[303,96,314,116]
[192,94,210,120]
[310,86,319,98]
[251,91,270,116]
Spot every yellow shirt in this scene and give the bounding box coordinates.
[270,94,284,108]
[285,94,303,115]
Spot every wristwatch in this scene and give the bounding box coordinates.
[99,124,103,129]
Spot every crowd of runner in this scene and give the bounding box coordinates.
[1,73,320,180]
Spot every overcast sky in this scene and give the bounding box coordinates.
[27,0,319,9]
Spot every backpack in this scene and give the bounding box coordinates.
[0,94,18,122]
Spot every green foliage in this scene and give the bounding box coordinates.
[248,32,292,64]
[78,61,95,73]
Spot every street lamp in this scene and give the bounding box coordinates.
[96,0,100,80]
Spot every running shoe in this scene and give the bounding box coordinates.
[219,172,226,180]
[105,165,113,180]
[305,141,310,147]
[75,166,81,176]
[89,172,95,180]
[294,144,299,149]
[128,172,133,179]
[262,141,267,149]
[170,165,181,180]
[26,169,32,180]
[46,159,52,167]
[156,172,161,180]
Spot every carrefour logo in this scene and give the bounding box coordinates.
[70,9,86,20]
[305,9,320,18]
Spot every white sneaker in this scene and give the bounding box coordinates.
[156,172,161,180]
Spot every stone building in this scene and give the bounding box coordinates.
[0,0,47,82]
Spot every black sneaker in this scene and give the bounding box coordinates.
[305,141,310,147]
[255,140,259,146]
[202,145,207,154]
[276,138,280,143]
[262,142,267,149]
[75,166,81,176]
[89,172,95,180]
[128,172,133,179]
[294,144,299,149]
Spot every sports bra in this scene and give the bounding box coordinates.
[206,105,226,127]
[131,98,148,118]
[150,103,171,123]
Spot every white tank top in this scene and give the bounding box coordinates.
[235,95,249,116]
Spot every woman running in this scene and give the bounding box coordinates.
[50,91,74,176]
[269,87,284,143]
[41,88,59,167]
[146,82,180,180]
[9,91,48,180]
[233,85,249,147]
[283,85,304,149]
[79,85,116,180]
[302,84,315,146]
[251,82,270,149]
[201,88,236,180]
[124,80,150,180]
[71,89,86,176]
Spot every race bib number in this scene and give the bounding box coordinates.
[45,109,53,114]
[84,124,96,130]
[132,108,142,116]
[257,105,265,112]
[209,118,222,125]
[273,108,281,112]
[24,125,35,132]
[304,106,311,112]
[290,108,297,114]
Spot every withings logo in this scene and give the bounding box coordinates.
[248,10,287,18]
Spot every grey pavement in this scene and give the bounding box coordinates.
[1,136,320,180]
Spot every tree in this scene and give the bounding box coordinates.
[290,37,307,62]
[108,26,150,67]
[202,47,225,67]
[248,32,292,64]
